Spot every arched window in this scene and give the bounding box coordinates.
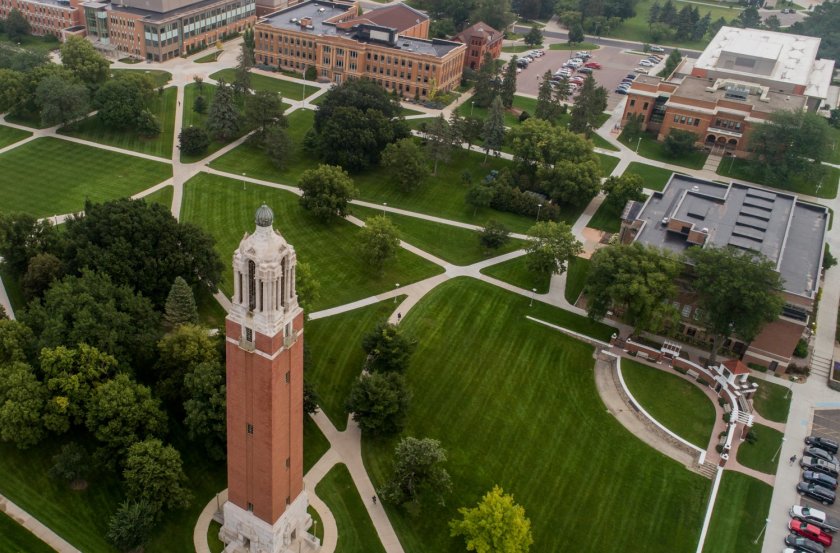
[248,260,256,311]
[280,258,287,307]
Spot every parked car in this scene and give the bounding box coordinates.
[785,534,825,553]
[804,470,839,489]
[584,61,602,69]
[633,67,649,74]
[567,58,583,68]
[570,76,585,83]
[790,520,833,547]
[577,67,593,74]
[798,481,836,505]
[791,505,840,533]
[801,456,840,477]
[576,51,592,58]
[614,88,628,95]
[638,59,656,67]
[806,437,840,454]
[650,45,665,53]
[521,56,533,63]
[625,73,637,80]
[806,447,840,465]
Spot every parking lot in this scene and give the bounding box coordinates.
[512,43,663,110]
[799,409,840,522]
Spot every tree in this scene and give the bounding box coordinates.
[424,115,454,175]
[295,261,320,314]
[570,75,607,136]
[525,221,582,276]
[524,26,543,46]
[662,129,697,157]
[22,270,160,370]
[4,9,30,42]
[764,14,780,32]
[473,53,500,108]
[123,438,192,511]
[450,485,533,553]
[60,36,109,87]
[178,125,210,156]
[0,319,35,365]
[568,22,585,44]
[660,48,682,78]
[135,108,161,137]
[362,320,415,373]
[346,371,411,437]
[0,68,24,113]
[622,112,644,141]
[245,90,285,139]
[792,2,840,61]
[0,361,46,449]
[734,6,761,29]
[748,110,830,185]
[260,122,292,169]
[602,173,645,211]
[0,212,63,277]
[315,106,408,172]
[233,39,254,95]
[466,183,494,216]
[183,360,226,461]
[479,220,510,250]
[451,114,483,152]
[193,94,207,114]
[206,80,242,141]
[62,198,223,308]
[685,246,784,364]
[164,276,199,328]
[22,252,63,300]
[381,138,430,192]
[380,437,451,510]
[358,215,401,272]
[107,500,158,552]
[500,57,518,109]
[155,323,220,403]
[298,164,358,221]
[710,16,727,36]
[36,75,90,127]
[85,374,167,460]
[94,72,156,130]
[314,78,402,132]
[482,96,506,163]
[534,71,561,122]
[585,243,681,333]
[49,442,90,485]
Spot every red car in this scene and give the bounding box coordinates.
[791,519,834,546]
[584,62,602,69]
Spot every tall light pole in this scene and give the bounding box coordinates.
[536,203,543,221]
[771,437,786,464]
[470,101,475,116]
[242,172,246,190]
[302,64,307,100]
[383,202,387,216]
[635,136,642,153]
[753,518,770,545]
[530,288,536,307]
[394,283,400,302]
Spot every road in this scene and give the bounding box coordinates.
[513,24,702,58]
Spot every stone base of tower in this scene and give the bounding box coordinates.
[219,493,319,553]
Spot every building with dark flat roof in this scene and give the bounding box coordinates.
[254,0,464,98]
[620,173,828,371]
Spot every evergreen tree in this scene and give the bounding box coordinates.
[424,115,454,175]
[659,0,677,25]
[206,81,242,141]
[482,96,506,163]
[568,23,585,44]
[648,1,662,29]
[263,123,292,170]
[233,40,254,95]
[524,26,543,46]
[534,71,559,122]
[192,94,207,114]
[473,53,499,107]
[164,276,198,328]
[107,500,158,552]
[693,12,711,41]
[710,16,727,36]
[500,57,518,109]
[570,75,607,136]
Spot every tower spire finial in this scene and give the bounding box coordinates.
[255,203,274,227]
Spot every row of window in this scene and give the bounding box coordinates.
[673,114,701,127]
[714,118,742,131]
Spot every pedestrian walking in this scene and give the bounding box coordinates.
[397,312,402,322]
[372,495,377,505]
[790,454,797,465]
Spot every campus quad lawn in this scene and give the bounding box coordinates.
[110,68,172,87]
[716,157,839,199]
[351,205,526,265]
[210,68,311,100]
[750,378,792,424]
[307,299,398,430]
[621,359,716,449]
[142,185,174,210]
[597,153,620,175]
[59,87,178,159]
[0,31,58,54]
[315,464,386,553]
[362,279,706,553]
[702,472,773,553]
[179,173,442,311]
[619,132,708,170]
[549,41,600,51]
[181,82,229,162]
[480,253,551,294]
[0,511,55,553]
[454,95,538,128]
[564,256,590,304]
[304,416,331,473]
[587,199,623,233]
[195,51,222,63]
[624,161,675,192]
[736,423,785,475]
[0,138,172,218]
[0,124,31,148]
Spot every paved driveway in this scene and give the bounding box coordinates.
[798,410,840,525]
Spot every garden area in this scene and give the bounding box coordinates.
[750,379,792,424]
[624,161,675,192]
[619,132,708,170]
[716,157,839,199]
[362,279,705,553]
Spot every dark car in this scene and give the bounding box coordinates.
[805,470,839,489]
[786,533,826,553]
[807,437,840,454]
[806,447,840,465]
[614,88,628,95]
[625,73,637,80]
[798,482,836,505]
[801,456,840,477]
[577,67,593,74]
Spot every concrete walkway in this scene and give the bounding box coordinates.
[0,493,80,553]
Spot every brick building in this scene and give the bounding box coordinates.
[452,21,502,71]
[219,204,315,552]
[622,27,836,156]
[620,174,828,371]
[254,0,465,98]
[0,0,84,39]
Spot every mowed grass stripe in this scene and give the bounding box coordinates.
[0,138,172,217]
[0,510,55,553]
[315,464,386,553]
[0,125,32,149]
[702,471,772,553]
[363,279,708,553]
[210,69,311,100]
[179,172,443,311]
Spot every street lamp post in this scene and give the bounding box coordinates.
[530,288,536,307]
[753,518,770,545]
[470,101,475,116]
[394,283,400,302]
[302,64,307,100]
[635,136,642,154]
[242,172,246,190]
[771,437,786,464]
[383,202,387,216]
[536,203,543,221]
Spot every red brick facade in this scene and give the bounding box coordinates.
[0,0,84,39]
[453,21,502,71]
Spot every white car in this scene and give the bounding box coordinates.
[633,67,649,74]
[791,505,840,533]
[649,45,665,53]
[566,60,583,68]
[638,59,656,67]
[521,56,533,63]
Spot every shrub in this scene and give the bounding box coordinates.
[794,339,809,358]
[518,111,531,122]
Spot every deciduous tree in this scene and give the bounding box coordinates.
[298,164,358,221]
[362,320,415,373]
[381,138,430,192]
[380,437,452,509]
[358,215,401,272]
[178,125,210,156]
[263,123,293,170]
[0,68,24,113]
[450,485,533,553]
[525,221,582,276]
[602,173,645,211]
[94,72,156,130]
[0,361,46,449]
[22,252,63,300]
[245,90,285,139]
[0,212,63,277]
[36,75,90,127]
[107,500,158,552]
[183,360,226,461]
[60,36,109,87]
[346,371,410,437]
[424,115,454,175]
[524,26,543,46]
[155,323,219,402]
[295,261,320,314]
[4,9,30,41]
[479,220,510,250]
[466,183,494,216]
[123,438,192,511]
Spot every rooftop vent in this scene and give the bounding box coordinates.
[690,186,700,193]
[318,7,325,12]
[290,17,298,22]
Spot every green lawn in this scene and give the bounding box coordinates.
[620,133,708,170]
[565,256,590,305]
[315,464,386,553]
[0,125,32,149]
[0,138,172,217]
[195,51,222,63]
[622,359,716,449]
[501,44,540,53]
[455,95,538,128]
[304,416,331,473]
[0,31,59,54]
[716,157,839,199]
[181,82,245,162]
[208,521,223,553]
[591,131,621,152]
[3,112,52,129]
[180,172,442,310]
[587,199,623,233]
[351,205,526,265]
[0,511,55,553]
[195,287,227,329]
[110,69,172,88]
[736,423,784,475]
[307,300,397,430]
[142,185,174,210]
[597,153,621,175]
[624,161,675,191]
[210,69,311,100]
[750,379,792,424]
[549,41,600,50]
[362,279,706,553]
[400,106,425,116]
[702,472,773,553]
[59,87,178,159]
[480,254,551,294]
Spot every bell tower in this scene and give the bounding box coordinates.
[220,204,312,553]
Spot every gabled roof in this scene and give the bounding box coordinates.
[454,21,501,44]
[361,3,428,32]
[722,359,750,375]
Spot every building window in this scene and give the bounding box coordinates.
[285,371,290,383]
[674,114,679,122]
[245,327,253,342]
[629,99,635,107]
[285,457,290,468]
[246,423,254,434]
[643,102,649,110]
[248,260,256,310]
[693,119,700,126]
[247,502,254,512]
